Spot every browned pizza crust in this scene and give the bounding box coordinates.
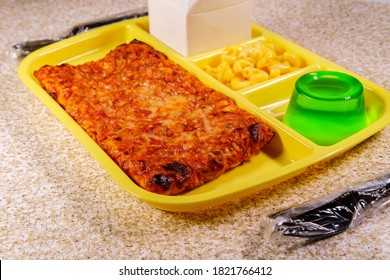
[34,40,274,195]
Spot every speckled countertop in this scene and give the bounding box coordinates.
[1,0,389,260]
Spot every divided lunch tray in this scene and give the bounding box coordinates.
[18,17,390,211]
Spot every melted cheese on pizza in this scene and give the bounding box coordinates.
[34,40,274,195]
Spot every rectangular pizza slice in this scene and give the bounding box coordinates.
[34,40,274,195]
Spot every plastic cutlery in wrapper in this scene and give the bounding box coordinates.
[261,172,390,245]
[11,8,148,60]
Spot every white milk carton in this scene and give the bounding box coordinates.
[148,0,252,57]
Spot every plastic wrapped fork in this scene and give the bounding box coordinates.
[11,8,148,61]
[261,172,390,245]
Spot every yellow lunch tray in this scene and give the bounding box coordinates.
[18,17,390,212]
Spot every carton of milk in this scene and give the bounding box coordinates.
[148,0,252,57]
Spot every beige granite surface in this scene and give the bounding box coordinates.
[1,0,389,260]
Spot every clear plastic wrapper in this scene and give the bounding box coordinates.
[10,7,148,61]
[260,172,390,246]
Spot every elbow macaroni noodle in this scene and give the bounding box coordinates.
[204,39,304,90]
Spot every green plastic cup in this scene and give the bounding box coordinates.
[283,71,367,146]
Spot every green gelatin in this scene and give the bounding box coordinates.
[283,71,367,146]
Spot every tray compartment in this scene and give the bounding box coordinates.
[248,69,386,126]
[243,65,387,147]
[190,32,317,92]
